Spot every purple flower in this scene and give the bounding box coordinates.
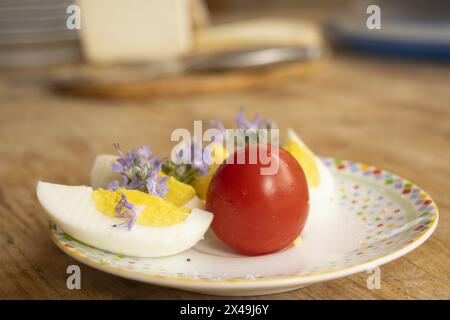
[115,192,134,214]
[146,174,169,198]
[106,175,128,191]
[146,160,169,197]
[191,139,210,175]
[209,119,225,133]
[207,119,227,144]
[235,107,269,131]
[173,139,210,172]
[127,175,145,190]
[106,180,120,191]
[111,143,135,175]
[113,193,142,231]
[162,138,212,184]
[134,146,153,164]
[109,143,168,197]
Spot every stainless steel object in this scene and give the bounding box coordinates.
[184,46,322,72]
[53,46,323,87]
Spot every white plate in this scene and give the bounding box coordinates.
[50,158,439,296]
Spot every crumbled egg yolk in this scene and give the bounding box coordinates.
[191,143,228,200]
[164,175,196,206]
[284,140,320,187]
[292,236,302,246]
[92,189,190,227]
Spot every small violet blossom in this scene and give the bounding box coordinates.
[190,139,211,175]
[112,193,142,230]
[208,107,275,150]
[176,139,211,174]
[208,119,226,134]
[146,161,169,198]
[162,139,212,184]
[235,107,269,131]
[106,143,168,198]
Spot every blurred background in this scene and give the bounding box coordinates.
[0,0,450,299]
[1,0,449,186]
[0,0,450,183]
[0,0,449,179]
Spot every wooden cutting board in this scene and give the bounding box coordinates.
[52,59,324,99]
[53,18,325,99]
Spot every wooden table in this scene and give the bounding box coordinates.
[1,50,449,299]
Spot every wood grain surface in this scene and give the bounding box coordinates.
[0,53,449,300]
[52,60,323,99]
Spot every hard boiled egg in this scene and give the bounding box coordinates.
[37,181,213,257]
[90,154,204,209]
[285,129,334,204]
[284,129,335,225]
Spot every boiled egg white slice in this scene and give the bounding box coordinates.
[90,154,121,190]
[37,181,213,257]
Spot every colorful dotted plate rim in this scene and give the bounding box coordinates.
[49,157,439,288]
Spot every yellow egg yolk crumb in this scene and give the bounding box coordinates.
[191,144,228,200]
[163,175,196,206]
[293,236,302,246]
[92,189,190,227]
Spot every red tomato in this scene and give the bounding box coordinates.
[206,144,309,255]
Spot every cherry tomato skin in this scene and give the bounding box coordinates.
[206,144,309,255]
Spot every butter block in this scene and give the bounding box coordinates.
[77,0,193,63]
